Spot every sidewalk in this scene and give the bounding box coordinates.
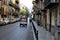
[32,21,54,40]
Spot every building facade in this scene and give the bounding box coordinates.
[0,0,8,18]
[8,0,20,18]
[0,0,20,19]
[32,0,60,40]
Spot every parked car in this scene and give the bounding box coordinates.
[9,18,18,23]
[16,18,20,21]
[0,18,6,25]
[3,18,10,24]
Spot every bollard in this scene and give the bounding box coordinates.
[36,31,38,40]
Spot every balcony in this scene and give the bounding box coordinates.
[0,0,2,1]
[41,9,46,13]
[33,5,37,11]
[32,1,35,4]
[9,1,14,7]
[44,0,59,9]
[14,4,20,10]
[9,1,20,10]
[0,7,2,11]
[35,0,39,3]
[15,0,19,4]
[36,9,41,15]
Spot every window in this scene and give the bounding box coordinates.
[59,12,60,19]
[0,0,2,1]
[0,1,1,8]
[3,0,7,5]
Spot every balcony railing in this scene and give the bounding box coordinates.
[44,0,59,8]
[15,0,19,4]
[9,1,13,6]
[9,1,20,10]
[32,1,35,4]
[14,4,20,10]
[0,1,2,8]
[35,0,39,3]
[35,9,41,15]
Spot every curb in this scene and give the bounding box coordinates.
[0,21,19,26]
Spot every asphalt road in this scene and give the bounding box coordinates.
[0,19,33,40]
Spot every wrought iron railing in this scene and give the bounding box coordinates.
[44,0,59,6]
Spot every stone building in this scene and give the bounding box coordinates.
[32,0,60,40]
[32,0,42,25]
[0,0,8,18]
[0,0,20,18]
[8,0,20,18]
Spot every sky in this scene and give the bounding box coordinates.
[19,0,33,13]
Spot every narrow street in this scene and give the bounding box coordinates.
[0,18,34,40]
[0,0,60,40]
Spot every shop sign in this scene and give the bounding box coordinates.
[56,19,60,26]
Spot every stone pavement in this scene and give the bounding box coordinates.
[32,21,55,40]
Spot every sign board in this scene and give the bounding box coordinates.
[56,19,60,26]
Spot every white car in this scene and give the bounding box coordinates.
[9,18,16,23]
[3,18,9,24]
[0,18,6,25]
